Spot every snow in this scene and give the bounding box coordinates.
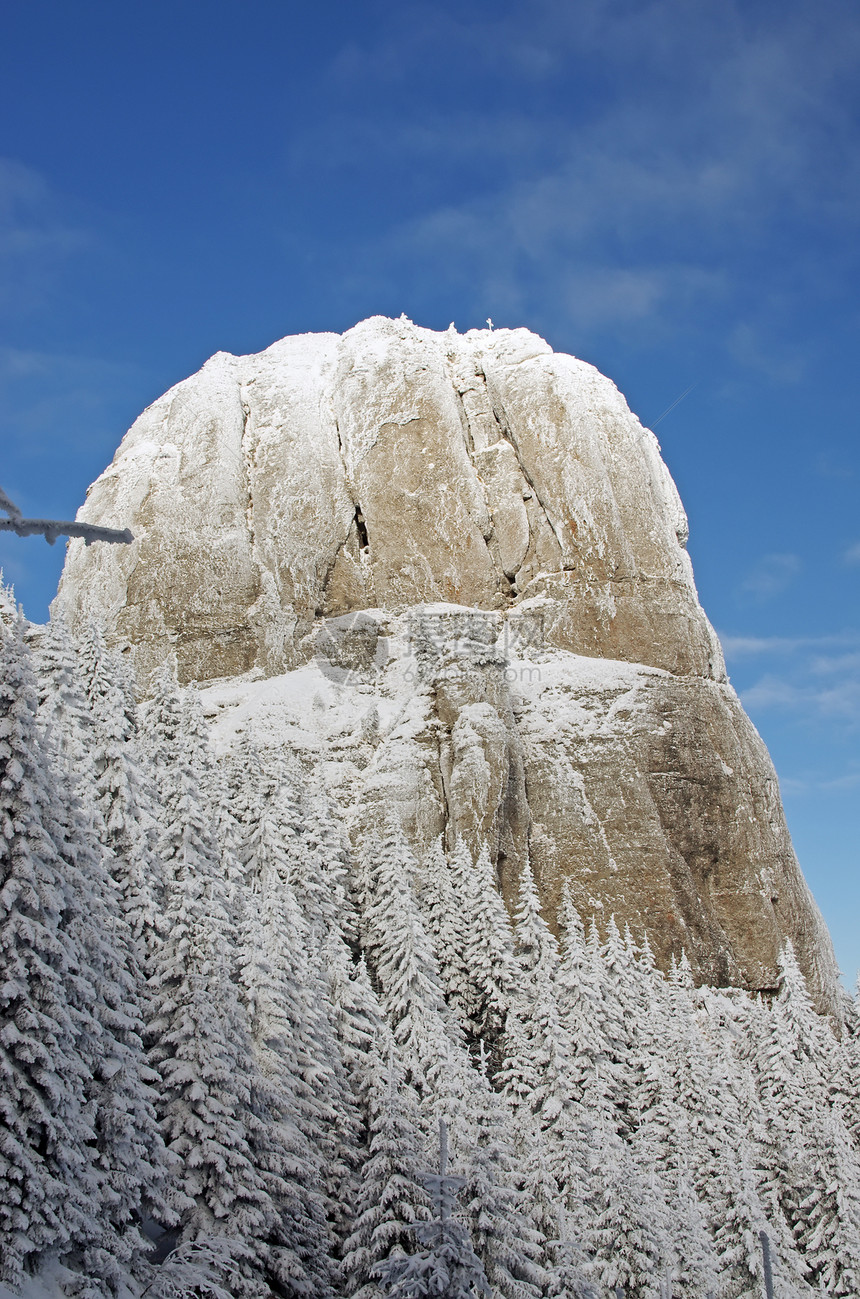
[4,600,860,1295]
[201,607,665,808]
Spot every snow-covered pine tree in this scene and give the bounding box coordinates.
[742,949,860,1295]
[138,658,185,802]
[833,978,860,1150]
[236,768,355,1285]
[542,1241,598,1299]
[692,983,810,1298]
[773,941,841,1102]
[354,823,536,1295]
[417,837,474,1032]
[372,1120,490,1299]
[509,858,557,985]
[298,772,355,941]
[464,843,518,1049]
[496,864,598,1289]
[427,838,520,1056]
[255,764,369,1212]
[237,871,338,1295]
[497,863,583,1168]
[352,832,387,975]
[580,1109,669,1299]
[33,613,97,790]
[0,614,174,1291]
[360,819,456,1096]
[326,942,384,1100]
[0,613,103,1285]
[556,890,611,1108]
[75,620,163,971]
[143,663,291,1295]
[595,916,650,1138]
[178,684,219,791]
[549,912,681,1296]
[624,939,718,1297]
[0,571,16,625]
[342,1030,431,1299]
[50,784,177,1294]
[33,613,178,1291]
[432,1046,544,1299]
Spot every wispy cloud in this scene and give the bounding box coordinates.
[844,542,860,566]
[724,628,860,726]
[810,652,860,676]
[298,0,860,348]
[781,768,860,794]
[742,673,860,720]
[720,632,856,657]
[738,553,802,600]
[0,158,90,314]
[0,346,142,457]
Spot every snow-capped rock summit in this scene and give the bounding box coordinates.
[57,317,836,1007]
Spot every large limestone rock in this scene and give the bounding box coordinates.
[57,316,837,1008]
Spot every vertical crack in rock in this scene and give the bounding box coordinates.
[354,506,369,551]
[481,363,566,557]
[448,356,526,595]
[451,382,477,459]
[239,394,256,551]
[432,698,455,854]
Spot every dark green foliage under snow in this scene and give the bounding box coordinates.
[2,589,860,1298]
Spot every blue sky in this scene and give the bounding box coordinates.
[1,0,858,980]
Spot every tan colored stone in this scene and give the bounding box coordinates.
[58,317,838,1010]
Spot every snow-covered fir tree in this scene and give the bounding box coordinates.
[463,844,519,1049]
[142,663,294,1296]
[0,613,174,1293]
[740,949,860,1295]
[417,837,474,1033]
[372,1120,490,1299]
[342,1029,430,1299]
[358,820,455,1096]
[75,620,164,971]
[0,612,105,1286]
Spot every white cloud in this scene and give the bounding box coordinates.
[719,631,860,657]
[738,553,802,600]
[742,673,860,722]
[0,158,89,314]
[727,321,809,384]
[720,633,800,656]
[780,769,860,794]
[821,769,860,791]
[0,346,142,455]
[298,0,860,342]
[810,652,860,676]
[844,542,860,566]
[725,630,860,726]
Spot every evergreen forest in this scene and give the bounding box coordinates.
[2,582,860,1299]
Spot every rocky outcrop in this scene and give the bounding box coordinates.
[56,317,837,1009]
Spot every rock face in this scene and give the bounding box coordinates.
[57,316,837,1008]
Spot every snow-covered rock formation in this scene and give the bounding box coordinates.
[57,317,836,1007]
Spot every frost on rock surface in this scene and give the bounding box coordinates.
[55,316,835,1009]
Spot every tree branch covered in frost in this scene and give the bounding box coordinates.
[0,483,133,545]
[140,1239,247,1299]
[0,486,21,522]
